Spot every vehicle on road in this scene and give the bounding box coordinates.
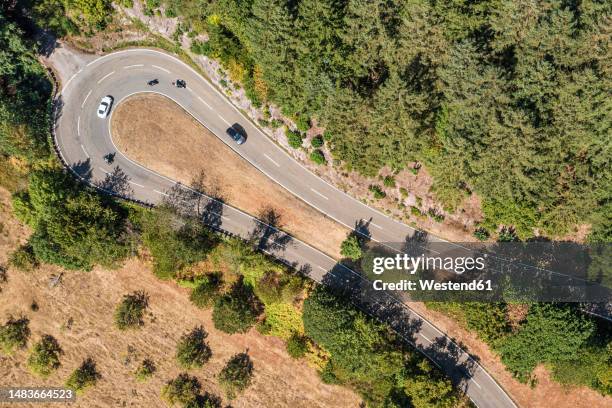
[147,79,159,86]
[174,79,186,88]
[103,152,115,164]
[97,96,113,118]
[226,123,247,145]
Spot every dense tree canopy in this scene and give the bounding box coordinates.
[163,0,611,239]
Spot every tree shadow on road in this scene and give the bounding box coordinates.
[70,158,92,182]
[249,206,293,252]
[95,166,133,198]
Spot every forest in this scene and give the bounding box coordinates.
[166,0,611,240]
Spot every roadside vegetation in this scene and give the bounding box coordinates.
[1,2,610,405]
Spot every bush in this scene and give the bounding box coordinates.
[383,176,396,188]
[286,333,308,359]
[399,187,408,197]
[427,208,445,222]
[9,244,38,271]
[189,273,222,309]
[212,280,261,334]
[65,358,100,394]
[162,373,201,405]
[473,227,490,241]
[295,115,310,132]
[218,352,254,399]
[286,129,303,149]
[322,130,333,141]
[0,316,30,354]
[27,335,62,378]
[176,326,212,369]
[368,185,386,199]
[410,206,423,217]
[134,358,156,382]
[114,291,149,330]
[310,136,324,148]
[190,40,212,56]
[310,150,326,165]
[340,235,362,260]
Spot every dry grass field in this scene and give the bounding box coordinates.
[0,188,361,408]
[111,94,350,259]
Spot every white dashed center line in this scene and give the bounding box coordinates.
[264,154,280,167]
[128,181,144,188]
[98,167,110,174]
[152,65,170,73]
[420,334,432,343]
[124,64,144,69]
[310,188,328,200]
[81,90,92,108]
[97,71,115,84]
[197,96,212,109]
[80,144,89,158]
[217,114,231,126]
[153,189,169,196]
[77,116,80,137]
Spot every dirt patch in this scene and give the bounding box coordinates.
[111,94,349,259]
[0,188,361,408]
[407,302,612,408]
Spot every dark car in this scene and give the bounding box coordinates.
[226,124,246,145]
[175,79,186,88]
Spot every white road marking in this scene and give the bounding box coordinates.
[77,116,80,137]
[264,154,280,167]
[97,71,115,84]
[98,167,110,174]
[152,65,170,73]
[317,266,327,272]
[80,144,89,158]
[471,379,482,389]
[81,90,92,108]
[420,334,432,343]
[128,180,144,188]
[217,114,231,126]
[153,189,169,196]
[207,210,229,221]
[197,96,212,109]
[310,188,328,200]
[124,64,144,69]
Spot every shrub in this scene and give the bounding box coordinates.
[134,358,156,382]
[27,335,62,377]
[190,40,212,56]
[9,244,38,271]
[368,185,386,199]
[427,208,445,222]
[399,187,408,197]
[340,235,362,260]
[65,358,100,394]
[473,227,490,241]
[189,273,222,309]
[295,115,310,132]
[212,280,261,334]
[310,150,326,165]
[286,129,303,149]
[286,333,308,359]
[310,136,324,148]
[162,373,201,405]
[383,176,396,188]
[218,352,254,399]
[322,130,333,141]
[176,326,212,369]
[165,7,177,18]
[114,291,149,330]
[0,316,30,354]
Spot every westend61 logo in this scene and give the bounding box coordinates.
[371,254,486,275]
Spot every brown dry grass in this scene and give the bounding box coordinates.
[111,94,349,259]
[0,188,361,408]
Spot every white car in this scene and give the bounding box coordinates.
[97,96,113,118]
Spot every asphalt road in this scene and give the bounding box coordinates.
[53,48,517,408]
